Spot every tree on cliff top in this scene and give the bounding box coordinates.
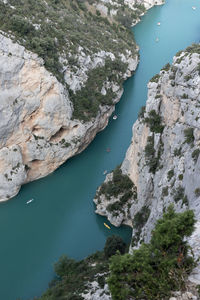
[108,205,196,300]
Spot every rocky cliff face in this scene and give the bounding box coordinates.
[94,44,200,288]
[0,33,126,200]
[125,0,164,11]
[0,0,164,201]
[0,0,159,201]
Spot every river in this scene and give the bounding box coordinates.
[0,0,200,299]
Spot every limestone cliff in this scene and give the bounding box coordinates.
[0,33,124,200]
[94,44,200,290]
[0,0,164,201]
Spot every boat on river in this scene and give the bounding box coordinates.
[26,199,34,204]
[113,115,117,120]
[192,6,196,10]
[104,223,111,229]
[157,22,161,25]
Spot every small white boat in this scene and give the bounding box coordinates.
[103,170,107,175]
[113,115,117,120]
[157,22,161,26]
[155,37,159,42]
[26,199,34,204]
[192,6,196,10]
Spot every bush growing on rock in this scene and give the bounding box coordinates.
[150,73,160,83]
[38,251,110,299]
[99,166,134,198]
[184,128,194,144]
[167,169,174,181]
[132,206,150,245]
[144,136,163,173]
[108,206,196,300]
[144,110,164,133]
[0,0,139,121]
[104,235,126,258]
[192,149,200,163]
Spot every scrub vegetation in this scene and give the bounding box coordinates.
[35,235,126,300]
[35,207,196,300]
[0,0,145,121]
[144,110,164,133]
[95,166,137,215]
[108,206,196,300]
[145,135,164,174]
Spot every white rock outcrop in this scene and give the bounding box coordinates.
[0,0,165,201]
[125,0,164,10]
[0,32,136,201]
[94,45,200,289]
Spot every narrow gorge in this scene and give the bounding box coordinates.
[94,44,200,299]
[0,0,163,201]
[1,0,200,299]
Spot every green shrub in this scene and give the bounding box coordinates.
[174,147,182,157]
[132,206,150,244]
[36,234,129,299]
[182,195,189,206]
[144,110,164,133]
[107,201,121,213]
[178,174,183,180]
[99,166,133,199]
[145,136,155,158]
[167,169,174,181]
[38,251,109,299]
[54,255,77,278]
[184,74,192,81]
[120,190,134,205]
[186,43,200,55]
[173,186,185,203]
[182,93,188,99]
[162,186,168,197]
[104,235,126,258]
[133,206,150,229]
[150,73,160,83]
[161,63,170,72]
[71,59,127,121]
[145,136,163,174]
[195,188,200,197]
[184,128,194,144]
[192,149,200,163]
[108,206,195,300]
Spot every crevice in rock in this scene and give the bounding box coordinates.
[32,126,42,135]
[49,126,68,142]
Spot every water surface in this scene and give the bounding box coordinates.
[0,0,200,299]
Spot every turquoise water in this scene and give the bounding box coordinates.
[0,0,200,299]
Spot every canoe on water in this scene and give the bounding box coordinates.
[104,222,111,229]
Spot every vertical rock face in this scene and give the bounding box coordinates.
[0,33,124,200]
[94,44,200,284]
[0,0,165,201]
[123,48,200,246]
